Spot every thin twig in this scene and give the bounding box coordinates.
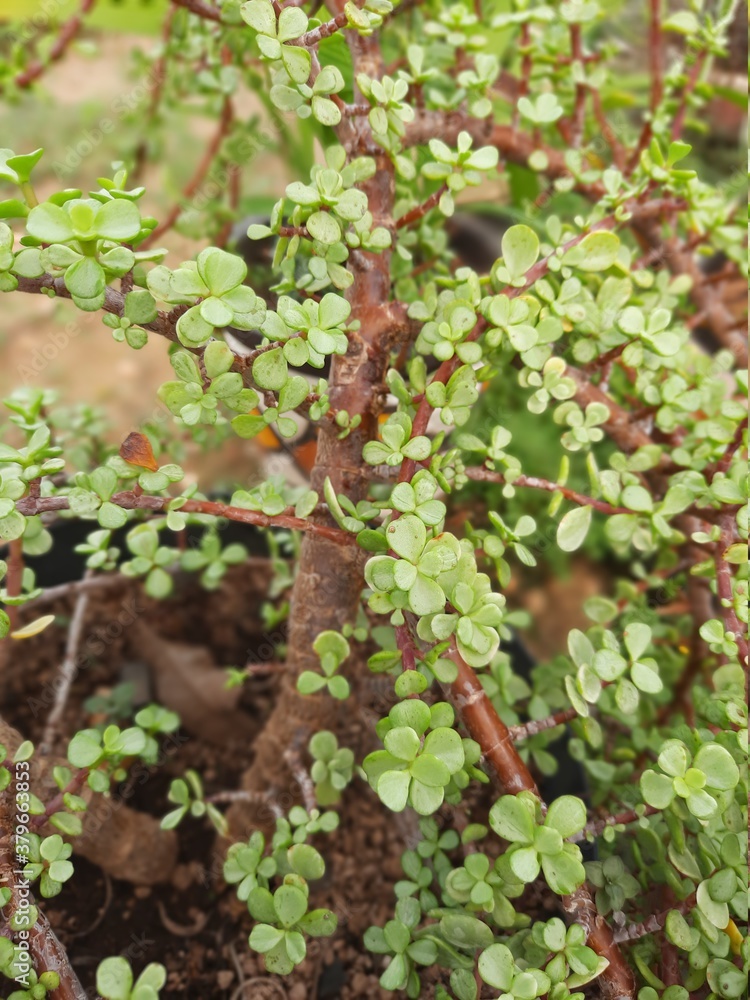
[715,512,749,676]
[171,0,224,22]
[630,0,663,167]
[508,707,578,740]
[464,468,637,516]
[40,576,93,756]
[394,185,448,230]
[142,96,234,248]
[15,493,355,546]
[670,53,706,142]
[283,747,317,813]
[12,0,97,90]
[569,25,587,147]
[572,804,660,842]
[5,539,24,631]
[613,892,696,944]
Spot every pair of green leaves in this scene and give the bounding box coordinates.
[489,791,588,895]
[363,699,466,816]
[297,630,351,699]
[640,739,740,820]
[247,876,337,975]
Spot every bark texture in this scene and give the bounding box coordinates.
[227,25,401,835]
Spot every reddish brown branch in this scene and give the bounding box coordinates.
[464,468,637,516]
[5,538,24,631]
[15,493,354,546]
[671,53,706,141]
[569,25,587,147]
[513,22,533,129]
[447,642,539,795]
[142,95,234,248]
[15,274,179,343]
[630,0,663,166]
[573,804,660,841]
[394,185,449,230]
[715,512,749,674]
[12,0,97,90]
[613,893,696,944]
[171,0,224,22]
[292,2,365,47]
[444,643,635,999]
[508,707,578,740]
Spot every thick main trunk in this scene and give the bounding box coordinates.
[227,116,398,834]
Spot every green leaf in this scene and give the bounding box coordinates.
[96,957,133,1000]
[377,769,411,812]
[557,505,592,552]
[422,727,464,773]
[545,796,587,838]
[319,292,351,329]
[197,247,246,296]
[541,847,585,894]
[665,909,694,950]
[623,622,651,660]
[501,225,540,280]
[274,884,308,928]
[693,744,740,790]
[478,944,515,990]
[65,257,106,309]
[288,843,325,880]
[640,770,675,809]
[98,501,128,530]
[386,515,426,563]
[307,211,341,244]
[658,740,689,777]
[384,726,421,762]
[253,347,289,390]
[562,231,620,271]
[299,908,337,937]
[67,730,103,768]
[707,959,747,998]
[489,793,535,844]
[95,199,141,241]
[242,0,277,34]
[440,911,494,950]
[250,923,285,953]
[663,10,700,33]
[26,203,74,243]
[509,845,541,882]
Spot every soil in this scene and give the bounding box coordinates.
[1,537,411,999]
[1,526,595,998]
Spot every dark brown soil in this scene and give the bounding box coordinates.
[0,559,408,999]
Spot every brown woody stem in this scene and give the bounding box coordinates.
[15,493,354,546]
[464,468,637,516]
[12,0,97,90]
[142,95,234,248]
[508,707,578,740]
[443,642,635,998]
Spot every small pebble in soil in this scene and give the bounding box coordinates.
[216,970,234,990]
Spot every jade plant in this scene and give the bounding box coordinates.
[0,0,747,997]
